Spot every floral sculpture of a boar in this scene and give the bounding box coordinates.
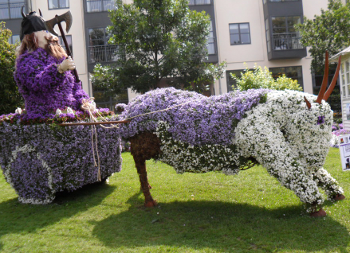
[118,62,344,217]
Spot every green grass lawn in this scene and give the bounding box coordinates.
[0,148,349,252]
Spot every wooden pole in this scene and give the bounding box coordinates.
[57,120,130,126]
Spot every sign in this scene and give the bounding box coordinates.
[339,134,350,171]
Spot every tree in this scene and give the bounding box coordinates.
[92,0,224,94]
[0,22,23,115]
[295,0,350,73]
[232,65,303,92]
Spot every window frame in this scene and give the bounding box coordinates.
[269,66,304,90]
[0,0,25,20]
[229,22,251,46]
[88,27,118,63]
[340,59,350,98]
[188,0,211,5]
[86,0,114,13]
[8,34,20,44]
[48,0,69,10]
[268,0,299,2]
[270,15,302,51]
[58,35,73,56]
[207,20,215,55]
[226,69,250,92]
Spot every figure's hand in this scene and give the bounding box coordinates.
[58,56,76,73]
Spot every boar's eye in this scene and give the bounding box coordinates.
[317,116,325,125]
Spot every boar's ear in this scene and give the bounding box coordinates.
[316,51,330,104]
[323,55,341,102]
[303,51,340,109]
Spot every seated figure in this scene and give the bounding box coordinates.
[14,10,89,119]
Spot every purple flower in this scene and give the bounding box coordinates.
[317,116,325,125]
[119,88,269,146]
[14,48,89,119]
[0,121,122,203]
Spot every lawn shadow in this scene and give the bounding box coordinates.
[92,192,350,252]
[0,182,115,251]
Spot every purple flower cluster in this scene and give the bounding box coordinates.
[0,122,122,203]
[14,48,89,119]
[332,122,350,136]
[119,88,268,145]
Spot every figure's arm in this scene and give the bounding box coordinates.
[15,53,75,93]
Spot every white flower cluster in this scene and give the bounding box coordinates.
[155,122,244,175]
[155,90,343,212]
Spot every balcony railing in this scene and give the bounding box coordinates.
[272,33,303,50]
[89,45,119,63]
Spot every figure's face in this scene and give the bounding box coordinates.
[34,30,58,49]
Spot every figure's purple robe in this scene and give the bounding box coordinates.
[14,48,89,119]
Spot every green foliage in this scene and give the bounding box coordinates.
[0,150,350,252]
[295,0,350,73]
[92,0,224,94]
[0,22,23,115]
[232,65,303,91]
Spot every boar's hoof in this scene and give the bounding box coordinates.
[335,194,345,201]
[145,200,157,207]
[310,208,327,217]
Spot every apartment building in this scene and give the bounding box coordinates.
[0,0,343,108]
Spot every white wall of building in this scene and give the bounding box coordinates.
[213,0,331,95]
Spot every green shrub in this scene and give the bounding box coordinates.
[232,65,303,91]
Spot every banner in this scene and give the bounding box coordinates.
[339,134,350,171]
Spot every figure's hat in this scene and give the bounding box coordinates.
[20,6,46,41]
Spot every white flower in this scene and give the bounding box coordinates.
[15,107,22,115]
[66,107,74,114]
[55,109,62,116]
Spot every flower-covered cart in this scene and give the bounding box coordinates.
[0,110,122,204]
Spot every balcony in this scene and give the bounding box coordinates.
[267,35,306,60]
[272,33,303,50]
[88,45,119,63]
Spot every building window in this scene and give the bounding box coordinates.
[268,0,299,2]
[229,23,251,45]
[188,0,211,5]
[86,0,114,12]
[88,28,118,63]
[8,34,20,44]
[0,0,25,19]
[271,16,302,50]
[58,35,72,56]
[270,66,303,89]
[48,0,69,9]
[207,21,215,55]
[265,18,271,52]
[226,69,246,92]
[340,60,350,98]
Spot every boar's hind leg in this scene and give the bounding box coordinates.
[130,132,161,207]
[312,168,345,201]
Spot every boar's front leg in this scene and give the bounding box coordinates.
[130,132,161,207]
